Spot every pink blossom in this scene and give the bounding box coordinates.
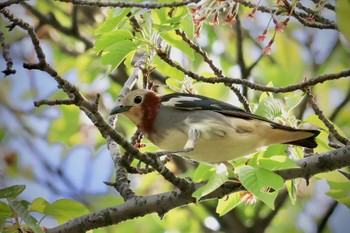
[256,29,267,43]
[262,45,272,55]
[240,191,256,205]
[210,13,219,25]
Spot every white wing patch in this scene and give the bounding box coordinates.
[161,96,202,108]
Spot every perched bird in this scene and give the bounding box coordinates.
[110,89,319,163]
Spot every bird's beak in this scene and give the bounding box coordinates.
[110,105,132,115]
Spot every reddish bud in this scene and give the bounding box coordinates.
[194,23,203,37]
[262,46,272,55]
[263,38,274,55]
[247,8,256,21]
[224,13,236,24]
[190,5,202,15]
[256,29,267,43]
[210,13,219,25]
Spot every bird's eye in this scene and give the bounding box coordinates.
[134,96,143,104]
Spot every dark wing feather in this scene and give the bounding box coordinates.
[161,93,272,122]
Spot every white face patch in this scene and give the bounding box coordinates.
[161,96,202,107]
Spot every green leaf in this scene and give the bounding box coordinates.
[7,197,44,233]
[192,164,228,201]
[0,128,5,141]
[49,106,80,145]
[255,97,282,120]
[257,155,298,170]
[0,201,11,218]
[30,198,50,214]
[326,181,350,208]
[192,163,213,182]
[101,40,137,72]
[0,217,4,233]
[284,91,304,114]
[0,185,26,198]
[160,31,194,60]
[216,192,243,216]
[94,8,131,35]
[316,171,350,208]
[151,7,188,27]
[305,114,347,153]
[179,11,194,39]
[285,179,298,205]
[95,29,133,52]
[152,55,185,80]
[45,199,89,224]
[336,0,350,41]
[237,166,284,209]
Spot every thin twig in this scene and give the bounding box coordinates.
[34,98,76,107]
[0,0,26,9]
[0,30,16,76]
[307,88,350,146]
[156,48,350,93]
[317,201,338,233]
[329,86,350,121]
[175,29,223,77]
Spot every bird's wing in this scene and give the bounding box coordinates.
[161,92,272,123]
[160,93,320,134]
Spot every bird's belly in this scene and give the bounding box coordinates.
[154,130,263,163]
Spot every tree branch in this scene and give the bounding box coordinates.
[0,30,16,76]
[55,0,200,9]
[46,146,350,233]
[156,48,350,93]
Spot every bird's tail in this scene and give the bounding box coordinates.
[266,123,320,148]
[282,129,320,148]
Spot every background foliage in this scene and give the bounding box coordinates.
[0,0,350,233]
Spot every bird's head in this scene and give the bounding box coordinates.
[110,89,161,128]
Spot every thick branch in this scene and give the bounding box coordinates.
[46,146,350,233]
[56,0,200,9]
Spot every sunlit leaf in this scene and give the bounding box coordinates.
[0,185,26,198]
[49,106,80,145]
[255,97,282,120]
[216,192,243,216]
[257,155,298,170]
[45,199,89,224]
[101,40,137,72]
[0,201,11,218]
[336,0,350,41]
[152,55,185,80]
[192,164,228,200]
[237,166,284,209]
[285,180,298,205]
[7,197,44,233]
[192,163,213,182]
[95,30,133,52]
[284,91,305,114]
[160,31,194,60]
[179,10,194,39]
[316,171,350,208]
[30,198,50,214]
[94,8,131,35]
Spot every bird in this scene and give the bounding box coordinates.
[110,89,320,163]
